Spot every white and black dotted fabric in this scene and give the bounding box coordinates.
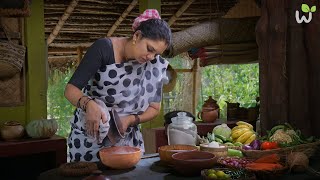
[68,56,169,162]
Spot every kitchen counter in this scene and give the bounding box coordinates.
[38,153,320,180]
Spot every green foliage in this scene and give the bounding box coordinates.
[47,68,75,138]
[200,64,259,118]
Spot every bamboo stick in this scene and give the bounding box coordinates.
[168,0,196,26]
[46,0,79,45]
[107,0,138,37]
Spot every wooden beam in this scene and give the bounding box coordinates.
[107,0,138,37]
[49,42,93,48]
[168,0,196,26]
[46,0,79,45]
[139,0,161,14]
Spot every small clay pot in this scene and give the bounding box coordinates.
[0,121,25,141]
[197,107,219,123]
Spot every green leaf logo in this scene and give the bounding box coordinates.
[301,4,310,13]
[311,6,316,13]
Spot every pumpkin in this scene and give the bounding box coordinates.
[26,119,58,138]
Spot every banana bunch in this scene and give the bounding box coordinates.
[231,121,256,145]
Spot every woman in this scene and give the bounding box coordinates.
[64,9,172,162]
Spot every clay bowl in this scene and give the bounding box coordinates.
[158,144,198,165]
[171,151,216,176]
[99,146,141,169]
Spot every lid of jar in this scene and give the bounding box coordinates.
[171,112,193,123]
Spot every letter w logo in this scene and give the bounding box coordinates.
[295,4,316,24]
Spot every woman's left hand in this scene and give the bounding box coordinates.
[118,115,135,134]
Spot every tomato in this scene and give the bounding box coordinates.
[261,141,279,150]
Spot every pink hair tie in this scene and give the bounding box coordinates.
[132,9,161,31]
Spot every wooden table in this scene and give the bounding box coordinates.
[38,153,320,180]
[0,135,67,179]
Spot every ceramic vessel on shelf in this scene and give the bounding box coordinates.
[198,96,219,123]
[0,121,25,141]
[167,112,197,146]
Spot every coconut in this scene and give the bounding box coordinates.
[287,152,309,173]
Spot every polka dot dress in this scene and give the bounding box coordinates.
[68,56,169,162]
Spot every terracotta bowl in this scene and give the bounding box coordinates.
[158,144,198,165]
[171,151,216,176]
[99,146,141,169]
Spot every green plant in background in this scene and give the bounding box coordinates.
[200,63,259,119]
[47,68,75,138]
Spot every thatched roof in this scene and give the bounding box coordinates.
[45,0,261,69]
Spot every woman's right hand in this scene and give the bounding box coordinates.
[84,100,108,140]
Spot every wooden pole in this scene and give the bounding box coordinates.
[76,46,83,66]
[107,0,138,37]
[168,0,195,26]
[47,0,79,45]
[192,59,200,115]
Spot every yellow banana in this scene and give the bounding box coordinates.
[232,125,251,132]
[236,121,253,130]
[231,128,250,139]
[244,133,256,145]
[236,131,254,144]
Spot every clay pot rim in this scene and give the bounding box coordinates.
[4,121,22,126]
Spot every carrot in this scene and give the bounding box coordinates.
[254,154,280,163]
[246,162,284,171]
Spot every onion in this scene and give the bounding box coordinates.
[287,152,309,173]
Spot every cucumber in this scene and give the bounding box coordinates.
[233,142,243,147]
[215,137,224,144]
[224,142,234,146]
[215,134,227,142]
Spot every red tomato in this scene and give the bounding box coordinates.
[261,141,279,150]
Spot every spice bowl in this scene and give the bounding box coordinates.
[200,143,228,157]
[158,144,198,165]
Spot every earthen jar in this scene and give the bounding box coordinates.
[198,96,219,123]
[0,121,25,141]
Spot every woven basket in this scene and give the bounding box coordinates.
[0,21,26,79]
[241,141,320,159]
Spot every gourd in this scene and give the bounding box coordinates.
[26,119,58,138]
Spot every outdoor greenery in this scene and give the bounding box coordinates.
[200,63,259,118]
[47,68,75,138]
[47,58,259,138]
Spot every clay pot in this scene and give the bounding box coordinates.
[198,96,220,123]
[197,107,219,123]
[0,121,25,141]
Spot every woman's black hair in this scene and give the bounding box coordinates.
[134,18,172,48]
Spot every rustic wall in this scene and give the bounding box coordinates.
[257,0,320,136]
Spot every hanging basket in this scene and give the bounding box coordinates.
[163,64,177,93]
[0,22,26,79]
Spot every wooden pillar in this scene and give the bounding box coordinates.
[192,59,200,115]
[304,0,320,136]
[25,0,47,122]
[256,0,288,134]
[139,0,162,129]
[287,0,311,135]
